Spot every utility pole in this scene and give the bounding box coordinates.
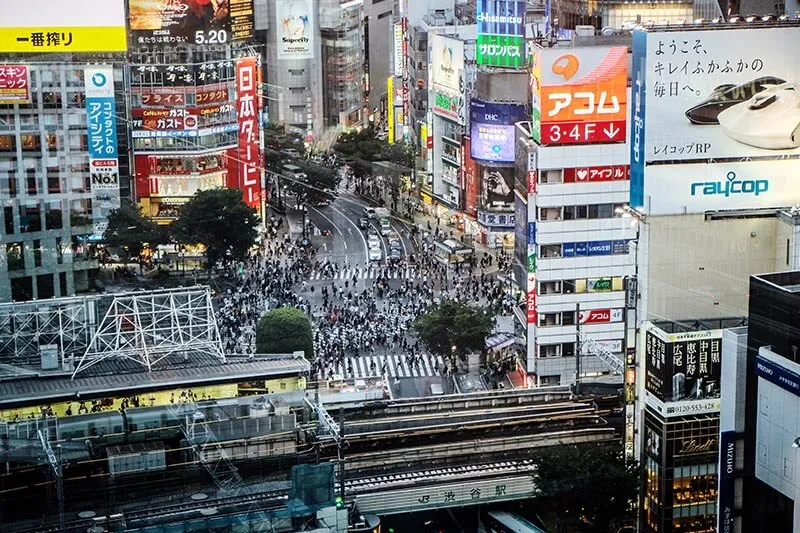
[575,302,581,397]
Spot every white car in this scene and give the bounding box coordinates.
[368,247,382,262]
[368,234,381,248]
[363,206,376,219]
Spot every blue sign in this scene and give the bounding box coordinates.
[718,430,736,533]
[755,355,800,396]
[470,100,527,163]
[527,222,536,245]
[477,0,526,37]
[563,239,630,258]
[86,97,118,160]
[587,240,612,255]
[630,29,647,209]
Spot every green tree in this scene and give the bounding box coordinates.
[412,300,494,357]
[103,201,167,261]
[256,307,314,358]
[531,443,640,532]
[172,188,259,267]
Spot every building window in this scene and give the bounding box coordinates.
[3,206,13,235]
[562,311,576,326]
[540,207,562,221]
[539,280,561,295]
[540,344,561,357]
[33,239,42,267]
[540,244,562,258]
[539,375,561,386]
[538,313,560,327]
[540,169,563,184]
[6,243,25,271]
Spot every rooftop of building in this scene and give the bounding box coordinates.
[651,317,748,333]
[0,352,309,409]
[752,271,800,293]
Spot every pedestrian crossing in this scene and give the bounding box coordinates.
[331,354,445,379]
[308,266,418,281]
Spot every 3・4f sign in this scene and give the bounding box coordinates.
[535,46,628,146]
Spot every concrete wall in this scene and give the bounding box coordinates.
[364,0,394,117]
[643,214,780,321]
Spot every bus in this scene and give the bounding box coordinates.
[483,511,546,533]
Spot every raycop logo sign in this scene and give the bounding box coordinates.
[690,171,769,198]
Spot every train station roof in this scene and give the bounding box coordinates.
[0,353,309,409]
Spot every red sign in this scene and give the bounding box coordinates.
[196,86,229,105]
[563,165,629,183]
[0,65,30,104]
[527,289,538,324]
[527,170,537,194]
[579,308,623,325]
[140,91,186,106]
[235,57,261,209]
[132,108,199,131]
[541,120,625,145]
[463,137,478,218]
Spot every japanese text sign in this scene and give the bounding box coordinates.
[236,57,261,209]
[537,47,628,145]
[631,27,800,166]
[0,65,30,104]
[0,0,127,53]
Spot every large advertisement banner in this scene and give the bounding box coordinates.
[0,66,30,104]
[0,0,127,53]
[476,0,525,68]
[130,0,254,46]
[645,325,722,404]
[470,100,527,163]
[480,166,515,208]
[641,159,800,215]
[132,108,199,132]
[275,0,315,60]
[235,57,261,209]
[430,34,464,94]
[537,47,628,145]
[84,66,121,236]
[632,27,800,164]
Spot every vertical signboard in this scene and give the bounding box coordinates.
[236,57,261,210]
[630,29,648,208]
[393,23,404,78]
[530,51,542,143]
[644,325,723,416]
[275,0,315,59]
[84,66,121,237]
[0,65,31,104]
[718,430,735,533]
[537,47,628,145]
[476,0,526,68]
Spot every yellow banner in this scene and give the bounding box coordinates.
[387,76,395,144]
[0,27,127,53]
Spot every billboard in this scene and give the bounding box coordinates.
[84,66,121,236]
[393,23,404,78]
[470,100,527,163]
[235,57,261,209]
[479,166,515,207]
[563,165,629,183]
[131,108,199,132]
[640,159,800,215]
[563,239,629,257]
[130,0,254,46]
[645,326,722,405]
[476,0,525,68]
[579,308,623,325]
[430,34,464,94]
[0,0,126,53]
[631,27,800,164]
[530,50,542,143]
[536,47,628,145]
[275,0,315,60]
[0,66,30,104]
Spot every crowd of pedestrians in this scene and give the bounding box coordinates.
[217,210,518,381]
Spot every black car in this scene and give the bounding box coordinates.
[358,217,370,230]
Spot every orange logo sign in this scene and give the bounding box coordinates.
[552,54,579,80]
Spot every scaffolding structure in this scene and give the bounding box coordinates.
[72,287,225,378]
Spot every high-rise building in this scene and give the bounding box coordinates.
[319,0,367,130]
[363,0,394,122]
[0,0,129,302]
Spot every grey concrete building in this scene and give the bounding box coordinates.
[363,0,394,122]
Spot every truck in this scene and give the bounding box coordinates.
[374,207,392,236]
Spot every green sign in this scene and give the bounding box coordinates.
[476,34,524,68]
[588,278,612,292]
[527,252,537,273]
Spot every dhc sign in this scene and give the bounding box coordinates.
[690,171,769,198]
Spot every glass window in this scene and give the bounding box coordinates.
[588,204,599,219]
[562,311,576,326]
[597,203,613,218]
[564,205,576,220]
[576,205,588,218]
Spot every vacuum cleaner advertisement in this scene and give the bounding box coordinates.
[633,27,800,163]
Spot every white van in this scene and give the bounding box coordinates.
[282,164,307,182]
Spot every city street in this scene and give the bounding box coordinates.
[217,179,519,390]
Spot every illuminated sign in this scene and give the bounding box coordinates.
[275,0,315,59]
[0,65,30,104]
[0,0,127,53]
[130,0,254,46]
[536,47,628,145]
[476,0,526,68]
[235,57,261,209]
